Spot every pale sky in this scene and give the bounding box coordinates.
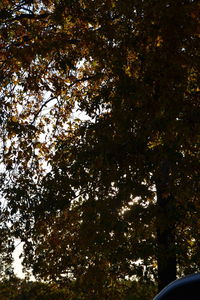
[12,241,25,278]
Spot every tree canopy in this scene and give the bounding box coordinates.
[0,0,199,298]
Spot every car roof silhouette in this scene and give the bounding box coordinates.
[154,273,200,300]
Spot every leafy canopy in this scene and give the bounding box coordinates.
[0,0,199,298]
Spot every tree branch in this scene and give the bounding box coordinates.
[31,96,57,125]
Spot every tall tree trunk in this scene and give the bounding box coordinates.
[156,158,177,291]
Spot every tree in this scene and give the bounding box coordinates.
[0,0,199,296]
[0,276,73,300]
[0,192,14,280]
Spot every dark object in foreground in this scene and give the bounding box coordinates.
[154,273,200,299]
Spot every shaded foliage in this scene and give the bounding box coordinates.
[0,0,199,297]
[0,277,73,300]
[0,277,156,300]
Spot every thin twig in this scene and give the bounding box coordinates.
[31,96,57,125]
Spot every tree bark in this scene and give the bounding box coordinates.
[156,158,177,291]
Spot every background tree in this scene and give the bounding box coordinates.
[0,276,73,300]
[0,0,199,297]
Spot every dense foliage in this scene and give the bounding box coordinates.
[0,276,156,300]
[0,276,75,300]
[0,0,199,298]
